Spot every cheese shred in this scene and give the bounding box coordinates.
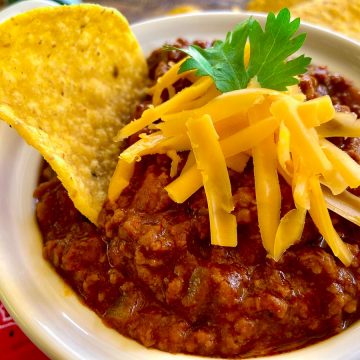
[186,114,237,247]
[250,102,281,255]
[108,58,360,266]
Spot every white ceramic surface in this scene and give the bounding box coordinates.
[1,2,360,359]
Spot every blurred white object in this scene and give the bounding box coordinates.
[0,0,58,20]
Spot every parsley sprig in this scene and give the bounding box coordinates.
[169,8,311,92]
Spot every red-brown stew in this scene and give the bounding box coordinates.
[34,40,360,358]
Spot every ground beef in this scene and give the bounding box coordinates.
[147,38,212,81]
[299,65,360,117]
[35,42,360,358]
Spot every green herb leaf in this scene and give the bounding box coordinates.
[169,8,311,92]
[247,8,311,90]
[179,20,251,92]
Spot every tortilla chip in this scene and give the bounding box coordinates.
[247,0,360,41]
[291,0,360,41]
[247,0,307,12]
[167,5,201,15]
[0,4,147,224]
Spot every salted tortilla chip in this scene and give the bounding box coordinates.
[247,0,360,41]
[0,4,147,224]
[247,0,307,12]
[291,0,360,41]
[167,5,201,15]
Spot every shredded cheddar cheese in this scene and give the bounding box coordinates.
[108,159,134,202]
[323,188,360,227]
[271,97,333,175]
[220,116,279,158]
[309,176,353,266]
[277,122,292,177]
[116,77,213,140]
[321,139,360,189]
[274,208,306,261]
[108,57,360,266]
[165,163,202,203]
[149,58,193,106]
[186,114,237,247]
[226,153,250,173]
[317,112,360,138]
[292,166,311,210]
[249,101,281,255]
[297,95,335,127]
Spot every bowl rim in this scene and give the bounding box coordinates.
[132,9,360,47]
[1,3,360,360]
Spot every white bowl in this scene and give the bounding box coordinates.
[1,1,360,359]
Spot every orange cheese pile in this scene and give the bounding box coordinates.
[109,60,360,266]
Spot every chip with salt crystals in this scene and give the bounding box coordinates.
[247,0,360,41]
[247,0,307,12]
[291,0,360,41]
[0,4,147,224]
